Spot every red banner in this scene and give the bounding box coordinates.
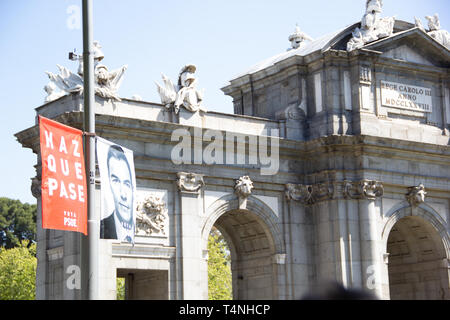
[39,116,88,235]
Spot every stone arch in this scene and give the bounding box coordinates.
[201,193,285,300]
[201,193,285,255]
[382,203,450,258]
[382,204,450,300]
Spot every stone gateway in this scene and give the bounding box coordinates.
[16,3,450,300]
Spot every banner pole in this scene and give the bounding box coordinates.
[82,0,98,300]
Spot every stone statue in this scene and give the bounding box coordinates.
[75,40,105,76]
[347,0,395,51]
[288,25,313,51]
[45,41,128,102]
[415,14,450,49]
[155,73,178,108]
[44,82,65,103]
[135,195,168,236]
[361,0,383,30]
[426,14,441,31]
[46,64,84,94]
[155,64,207,114]
[414,16,426,32]
[94,64,128,102]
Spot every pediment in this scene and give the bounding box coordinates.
[381,44,435,67]
[364,28,450,68]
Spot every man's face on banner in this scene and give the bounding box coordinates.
[108,155,133,222]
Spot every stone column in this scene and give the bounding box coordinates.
[63,231,82,299]
[272,253,287,300]
[31,173,47,300]
[176,172,205,299]
[345,196,363,288]
[335,198,351,287]
[285,183,332,296]
[350,180,384,298]
[168,257,177,300]
[358,199,382,296]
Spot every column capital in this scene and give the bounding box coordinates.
[177,172,205,194]
[285,182,334,205]
[273,253,287,265]
[343,179,384,200]
[286,179,384,204]
[31,176,41,199]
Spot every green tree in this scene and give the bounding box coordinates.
[0,198,37,249]
[116,277,125,300]
[208,228,232,300]
[0,241,36,300]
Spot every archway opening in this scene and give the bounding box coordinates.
[116,269,169,300]
[387,216,449,300]
[208,227,232,300]
[210,209,276,300]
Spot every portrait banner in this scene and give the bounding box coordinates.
[39,116,87,235]
[96,137,136,243]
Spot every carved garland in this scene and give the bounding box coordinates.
[285,182,336,205]
[343,179,384,200]
[177,172,205,194]
[286,179,384,204]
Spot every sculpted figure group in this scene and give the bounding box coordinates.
[347,0,395,51]
[415,14,450,50]
[45,41,127,103]
[155,64,207,114]
[44,3,449,111]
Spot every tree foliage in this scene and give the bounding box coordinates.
[0,241,37,300]
[208,228,232,300]
[0,197,37,249]
[116,277,125,300]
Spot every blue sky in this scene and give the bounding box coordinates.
[0,0,449,204]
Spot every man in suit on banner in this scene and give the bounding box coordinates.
[98,140,135,243]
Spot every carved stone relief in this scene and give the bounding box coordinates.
[235,176,254,198]
[360,66,372,83]
[136,194,169,237]
[343,179,384,200]
[177,172,205,194]
[235,176,254,209]
[406,183,427,207]
[285,182,335,205]
[286,179,383,205]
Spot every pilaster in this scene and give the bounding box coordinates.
[286,179,385,298]
[176,172,206,299]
